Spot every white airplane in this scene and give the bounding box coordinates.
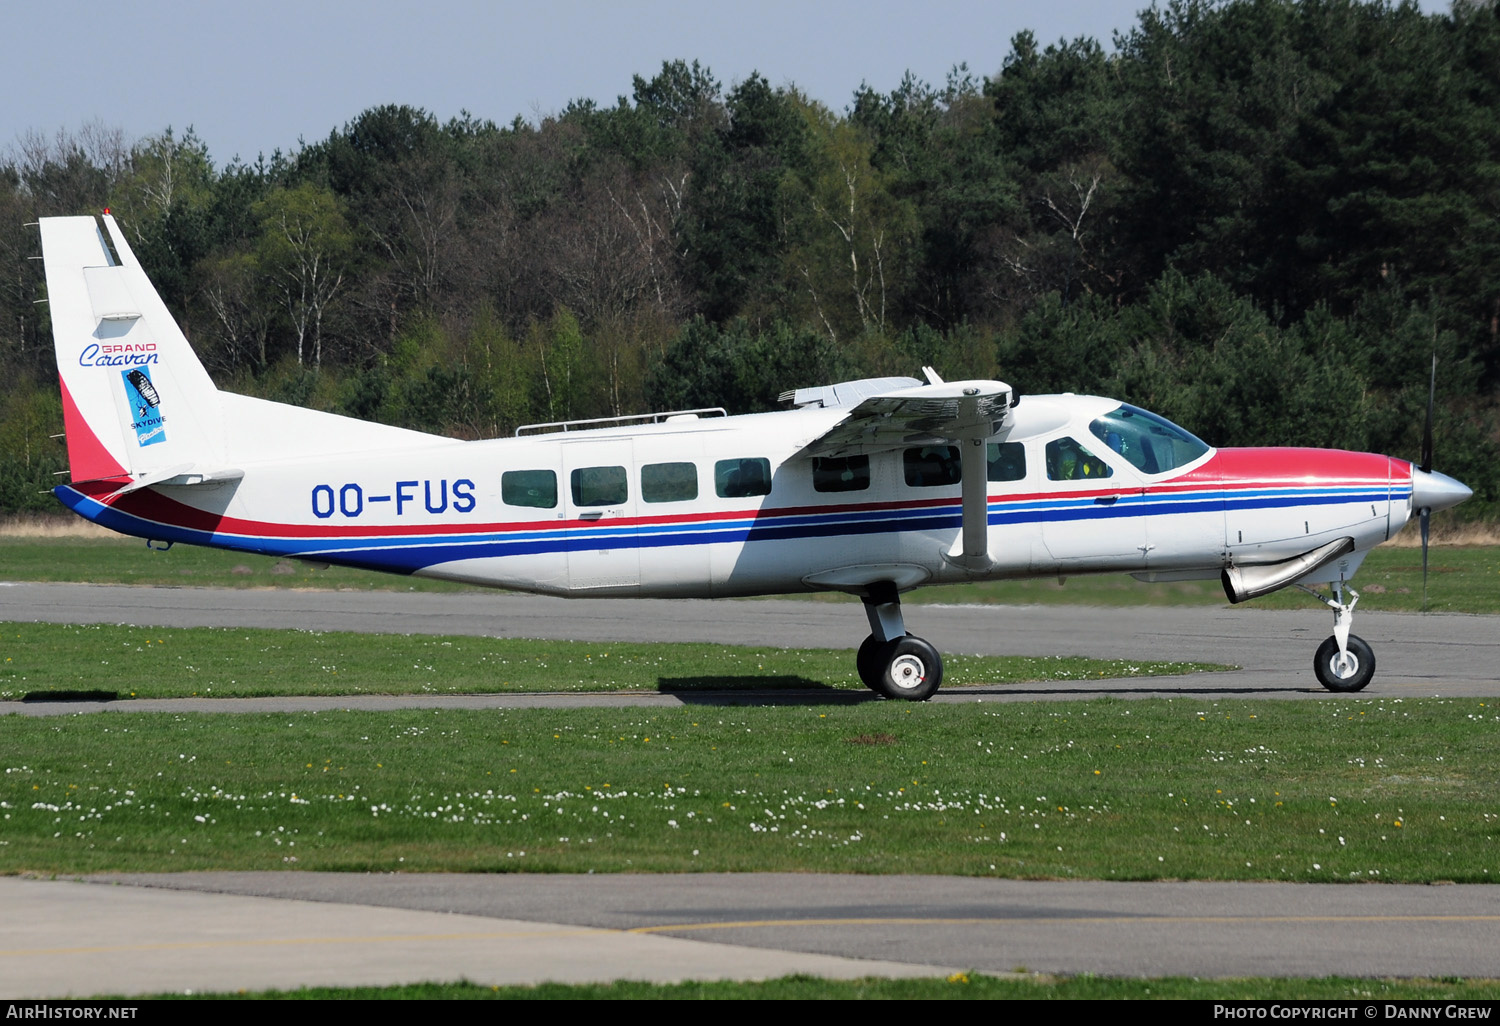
[37,213,1473,699]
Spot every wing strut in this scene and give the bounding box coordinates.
[952,436,991,569]
[945,393,996,572]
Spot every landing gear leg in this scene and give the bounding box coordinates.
[1300,579,1375,692]
[857,583,944,701]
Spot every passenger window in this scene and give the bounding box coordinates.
[715,457,772,498]
[1046,438,1113,481]
[987,442,1026,482]
[641,461,698,503]
[501,469,557,509]
[812,455,870,492]
[570,465,628,506]
[903,446,961,487]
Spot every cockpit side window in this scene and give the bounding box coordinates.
[1088,404,1210,475]
[1046,437,1113,481]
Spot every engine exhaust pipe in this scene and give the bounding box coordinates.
[1222,537,1356,604]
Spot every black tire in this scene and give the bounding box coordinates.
[1313,634,1376,692]
[856,634,885,693]
[874,635,943,701]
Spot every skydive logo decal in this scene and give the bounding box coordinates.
[122,367,166,447]
[80,341,158,367]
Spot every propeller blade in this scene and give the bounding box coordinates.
[1420,352,1435,611]
[1421,353,1436,474]
[1420,505,1431,612]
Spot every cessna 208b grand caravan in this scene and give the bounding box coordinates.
[39,213,1472,699]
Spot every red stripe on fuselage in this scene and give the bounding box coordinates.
[76,445,1404,545]
[89,479,1173,543]
[1170,448,1398,489]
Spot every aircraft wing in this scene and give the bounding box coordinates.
[791,379,1015,572]
[791,379,1015,459]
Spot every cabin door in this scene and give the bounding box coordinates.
[562,439,640,594]
[1038,436,1148,568]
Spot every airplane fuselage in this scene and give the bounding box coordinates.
[55,393,1412,601]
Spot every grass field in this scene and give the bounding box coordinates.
[138,975,1500,1000]
[0,535,473,593]
[0,621,1218,700]
[3,535,1497,612]
[5,522,1496,998]
[4,698,1497,880]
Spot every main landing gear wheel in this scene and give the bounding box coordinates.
[873,635,943,701]
[857,583,943,701]
[1314,634,1375,692]
[856,634,888,693]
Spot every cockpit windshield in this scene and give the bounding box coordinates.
[1088,404,1211,475]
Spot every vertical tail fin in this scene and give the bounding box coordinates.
[41,213,225,484]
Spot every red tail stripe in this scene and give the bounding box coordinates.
[59,376,127,482]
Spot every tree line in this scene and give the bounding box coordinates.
[1,0,1496,518]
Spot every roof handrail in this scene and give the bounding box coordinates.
[515,407,728,437]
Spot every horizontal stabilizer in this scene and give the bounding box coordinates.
[111,464,245,496]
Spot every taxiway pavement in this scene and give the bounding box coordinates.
[8,873,1500,997]
[4,582,1498,699]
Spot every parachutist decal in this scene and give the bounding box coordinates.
[121,366,166,447]
[126,369,160,407]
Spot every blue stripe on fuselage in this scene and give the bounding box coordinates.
[54,482,1395,576]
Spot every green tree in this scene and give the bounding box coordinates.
[253,183,354,368]
[781,95,918,341]
[0,385,64,513]
[853,68,1019,328]
[647,317,859,414]
[530,307,590,422]
[682,73,809,322]
[982,33,1127,315]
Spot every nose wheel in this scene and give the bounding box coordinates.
[1300,580,1375,692]
[1314,634,1375,692]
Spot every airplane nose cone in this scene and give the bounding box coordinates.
[1411,468,1473,513]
